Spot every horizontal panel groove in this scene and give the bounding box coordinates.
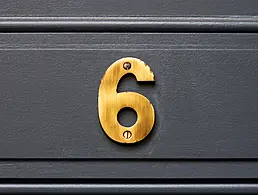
[1,158,258,162]
[2,178,258,184]
[0,183,257,194]
[1,16,258,32]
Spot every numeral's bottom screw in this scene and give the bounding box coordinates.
[123,62,131,70]
[123,130,132,139]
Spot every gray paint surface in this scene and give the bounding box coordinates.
[0,33,257,159]
[1,0,258,32]
[1,16,258,32]
[0,0,257,193]
[0,160,258,179]
[1,0,258,16]
[0,183,258,194]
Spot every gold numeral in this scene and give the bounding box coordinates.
[98,57,155,143]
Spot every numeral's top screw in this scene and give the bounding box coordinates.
[123,62,131,70]
[123,130,132,139]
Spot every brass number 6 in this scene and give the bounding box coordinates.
[98,57,155,144]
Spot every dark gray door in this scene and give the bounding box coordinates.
[0,0,258,194]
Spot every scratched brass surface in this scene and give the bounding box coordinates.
[98,57,155,143]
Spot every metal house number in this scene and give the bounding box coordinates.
[98,57,155,144]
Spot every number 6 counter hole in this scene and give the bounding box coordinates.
[117,107,137,139]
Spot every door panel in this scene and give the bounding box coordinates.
[0,33,257,159]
